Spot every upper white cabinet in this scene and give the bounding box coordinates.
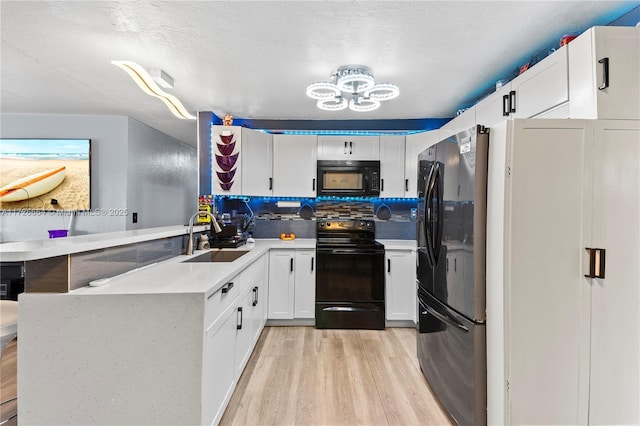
[211,126,273,196]
[379,135,406,198]
[475,45,570,127]
[241,129,273,196]
[568,26,640,120]
[440,106,476,139]
[317,135,380,160]
[404,130,442,197]
[272,134,317,197]
[211,125,243,195]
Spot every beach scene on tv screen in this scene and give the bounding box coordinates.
[0,139,90,211]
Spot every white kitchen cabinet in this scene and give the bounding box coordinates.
[404,129,442,197]
[384,249,416,321]
[202,253,269,425]
[241,128,273,196]
[440,106,476,138]
[211,125,243,195]
[569,26,639,120]
[268,248,316,320]
[379,135,406,198]
[210,126,273,196]
[267,249,295,319]
[202,302,238,426]
[272,134,317,197]
[475,46,569,127]
[294,249,316,319]
[317,135,380,160]
[486,119,639,425]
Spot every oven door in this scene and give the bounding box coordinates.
[316,247,384,302]
[417,288,486,426]
[315,247,385,329]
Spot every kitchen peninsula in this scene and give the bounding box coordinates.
[11,227,315,425]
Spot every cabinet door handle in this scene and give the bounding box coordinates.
[349,141,353,155]
[381,178,384,192]
[387,258,391,273]
[312,178,316,191]
[252,286,258,306]
[454,257,457,272]
[269,177,273,190]
[311,257,314,272]
[221,282,234,294]
[585,248,606,279]
[502,94,510,116]
[405,179,409,192]
[237,307,243,330]
[598,57,609,90]
[344,141,348,155]
[509,90,516,113]
[446,257,449,272]
[290,258,294,272]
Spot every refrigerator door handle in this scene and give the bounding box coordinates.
[432,163,444,265]
[424,164,437,266]
[419,298,469,332]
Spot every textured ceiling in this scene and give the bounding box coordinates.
[1,1,638,146]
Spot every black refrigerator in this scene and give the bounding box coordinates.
[416,125,489,426]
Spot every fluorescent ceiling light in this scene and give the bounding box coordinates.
[111,60,195,120]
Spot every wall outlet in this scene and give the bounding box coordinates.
[132,212,138,223]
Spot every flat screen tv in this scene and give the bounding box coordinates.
[0,138,91,211]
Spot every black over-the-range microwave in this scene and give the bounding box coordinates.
[316,160,381,197]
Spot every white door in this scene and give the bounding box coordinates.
[317,136,379,160]
[241,128,273,196]
[202,305,237,426]
[234,288,254,379]
[506,119,592,425]
[587,120,640,424]
[385,250,415,321]
[475,84,512,127]
[273,135,317,197]
[267,250,295,319]
[294,249,316,319]
[511,45,569,119]
[379,135,406,198]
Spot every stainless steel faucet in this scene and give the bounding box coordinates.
[187,210,222,255]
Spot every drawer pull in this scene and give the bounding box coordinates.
[221,282,234,294]
[237,307,243,330]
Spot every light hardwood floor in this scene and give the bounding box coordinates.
[0,338,17,426]
[221,327,453,426]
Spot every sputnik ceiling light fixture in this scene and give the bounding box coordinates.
[306,64,399,112]
[111,60,196,120]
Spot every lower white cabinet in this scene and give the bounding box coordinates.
[202,253,268,425]
[202,302,239,425]
[385,249,416,322]
[268,249,316,320]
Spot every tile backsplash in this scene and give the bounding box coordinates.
[211,196,418,240]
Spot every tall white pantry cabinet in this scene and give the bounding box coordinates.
[486,119,639,425]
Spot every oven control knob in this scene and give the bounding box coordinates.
[326,222,331,227]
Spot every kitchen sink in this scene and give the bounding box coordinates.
[182,250,249,263]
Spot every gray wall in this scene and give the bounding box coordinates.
[0,114,196,242]
[126,119,197,230]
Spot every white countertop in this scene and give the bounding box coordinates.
[378,239,416,250]
[0,225,210,261]
[71,238,316,298]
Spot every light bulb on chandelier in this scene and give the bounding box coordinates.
[306,65,399,112]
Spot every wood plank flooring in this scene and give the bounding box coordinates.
[221,327,453,426]
[0,338,18,426]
